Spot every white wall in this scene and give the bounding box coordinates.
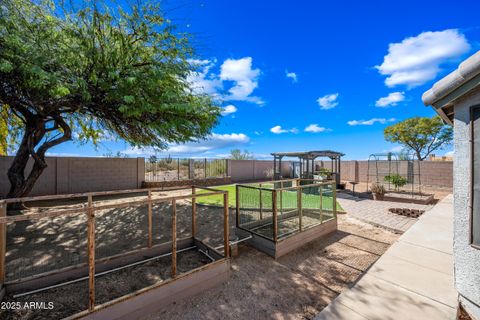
[453,87,480,319]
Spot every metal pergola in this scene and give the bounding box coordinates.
[271,150,344,187]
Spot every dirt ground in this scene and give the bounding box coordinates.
[3,189,401,320]
[145,214,400,320]
[0,250,211,320]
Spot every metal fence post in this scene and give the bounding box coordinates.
[188,159,195,180]
[225,159,228,178]
[177,158,180,180]
[204,158,207,179]
[171,199,177,278]
[147,190,153,248]
[192,186,196,238]
[87,195,96,311]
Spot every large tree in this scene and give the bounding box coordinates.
[384,116,453,161]
[0,0,221,198]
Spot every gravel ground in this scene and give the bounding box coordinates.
[145,214,400,320]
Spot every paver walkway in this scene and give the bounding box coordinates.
[315,194,456,320]
[337,192,432,233]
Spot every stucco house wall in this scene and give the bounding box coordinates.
[453,87,480,319]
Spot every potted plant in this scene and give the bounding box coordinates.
[314,168,331,181]
[370,183,386,201]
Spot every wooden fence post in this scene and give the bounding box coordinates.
[0,202,6,287]
[319,185,323,223]
[87,195,96,312]
[297,188,302,231]
[223,193,230,258]
[332,183,337,219]
[148,190,153,248]
[259,183,263,220]
[191,186,196,238]
[235,185,240,228]
[171,199,177,278]
[272,191,278,242]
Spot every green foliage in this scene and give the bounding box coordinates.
[384,116,453,161]
[0,0,221,197]
[229,149,254,160]
[316,168,331,178]
[384,174,407,191]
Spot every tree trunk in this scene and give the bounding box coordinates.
[6,127,47,199]
[6,115,71,205]
[415,150,424,161]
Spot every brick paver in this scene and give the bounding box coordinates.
[337,193,432,233]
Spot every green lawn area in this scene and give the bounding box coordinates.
[196,184,343,211]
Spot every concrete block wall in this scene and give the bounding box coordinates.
[0,156,145,198]
[336,160,452,189]
[228,160,291,182]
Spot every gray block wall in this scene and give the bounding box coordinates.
[0,156,145,198]
[452,88,480,319]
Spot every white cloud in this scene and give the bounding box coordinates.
[270,125,287,134]
[304,124,328,133]
[317,93,339,110]
[290,128,299,134]
[376,29,470,88]
[347,118,396,126]
[186,59,223,96]
[285,70,298,83]
[45,152,83,157]
[270,125,298,134]
[123,133,249,155]
[375,92,405,107]
[220,57,263,104]
[221,104,237,116]
[187,57,263,104]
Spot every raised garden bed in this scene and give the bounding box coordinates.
[0,186,230,320]
[383,191,434,205]
[235,179,338,258]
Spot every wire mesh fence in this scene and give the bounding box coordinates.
[236,179,337,242]
[0,187,229,318]
[145,158,227,182]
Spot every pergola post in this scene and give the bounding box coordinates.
[273,155,277,179]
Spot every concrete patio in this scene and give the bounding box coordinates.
[337,192,433,233]
[315,194,456,320]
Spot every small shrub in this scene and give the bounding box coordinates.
[316,168,331,180]
[370,183,386,195]
[384,174,407,191]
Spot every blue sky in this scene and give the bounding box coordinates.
[49,0,480,160]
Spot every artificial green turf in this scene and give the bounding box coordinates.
[196,184,343,211]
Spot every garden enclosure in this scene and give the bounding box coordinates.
[235,179,338,258]
[0,186,230,319]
